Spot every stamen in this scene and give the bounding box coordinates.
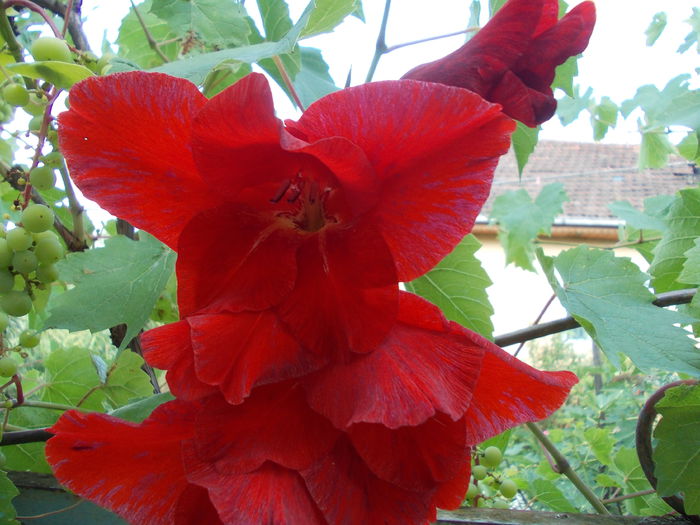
[270,178,292,203]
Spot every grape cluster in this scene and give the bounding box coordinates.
[0,204,64,318]
[465,446,519,509]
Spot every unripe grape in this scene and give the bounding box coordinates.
[0,312,8,331]
[23,95,45,116]
[19,329,40,348]
[6,228,33,252]
[499,479,518,499]
[481,446,503,468]
[29,165,55,191]
[466,483,479,499]
[41,151,63,167]
[21,204,54,233]
[0,271,13,294]
[0,240,11,268]
[31,37,73,63]
[2,83,29,107]
[36,263,59,283]
[472,465,488,480]
[0,356,17,377]
[493,499,511,509]
[35,238,63,264]
[28,115,43,132]
[1,290,32,317]
[12,250,37,274]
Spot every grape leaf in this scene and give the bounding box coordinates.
[490,183,567,271]
[42,347,103,409]
[117,0,180,68]
[613,447,672,515]
[677,132,700,163]
[109,392,175,423]
[623,74,700,129]
[608,198,670,232]
[653,384,700,514]
[584,427,615,467]
[538,246,700,376]
[45,233,176,350]
[293,47,339,107]
[101,351,155,408]
[639,129,676,169]
[256,0,293,40]
[680,238,700,285]
[678,7,700,53]
[6,61,93,90]
[532,479,578,513]
[590,96,617,141]
[301,0,359,38]
[650,187,700,292]
[552,55,578,97]
[150,0,250,46]
[0,472,18,525]
[512,122,540,175]
[557,85,592,126]
[405,235,494,338]
[645,12,667,46]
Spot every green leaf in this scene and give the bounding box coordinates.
[466,1,481,40]
[256,0,293,40]
[109,392,174,423]
[117,0,180,68]
[293,47,338,107]
[531,479,578,513]
[490,183,567,271]
[42,347,102,409]
[677,132,700,163]
[653,384,700,514]
[488,0,507,17]
[650,187,700,292]
[538,246,700,376]
[301,0,358,38]
[678,7,700,53]
[46,233,176,350]
[150,0,250,46]
[645,12,667,46]
[479,429,511,452]
[623,75,700,129]
[557,85,592,126]
[101,351,155,408]
[583,427,615,466]
[0,471,18,525]
[595,473,621,488]
[151,2,313,84]
[608,199,669,232]
[680,237,700,285]
[552,55,578,97]
[511,122,540,175]
[405,235,494,338]
[639,129,675,169]
[590,96,617,141]
[613,447,672,515]
[5,61,93,90]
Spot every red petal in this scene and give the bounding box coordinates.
[302,438,436,525]
[289,80,513,280]
[46,401,219,525]
[432,458,471,510]
[189,311,327,405]
[59,72,212,249]
[304,293,484,429]
[174,485,223,525]
[277,233,398,356]
[184,384,339,477]
[176,204,300,316]
[460,328,578,445]
[192,463,326,525]
[348,413,468,491]
[140,321,218,401]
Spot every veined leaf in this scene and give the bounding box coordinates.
[117,0,180,68]
[6,61,93,90]
[301,0,359,38]
[512,122,540,176]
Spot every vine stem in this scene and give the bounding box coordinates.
[365,0,391,83]
[272,55,304,111]
[384,27,478,53]
[57,162,85,246]
[2,0,62,37]
[61,0,73,37]
[15,399,96,412]
[130,0,170,63]
[513,294,556,357]
[527,422,610,514]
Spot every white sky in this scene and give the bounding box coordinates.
[80,0,700,145]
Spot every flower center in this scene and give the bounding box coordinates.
[270,173,333,233]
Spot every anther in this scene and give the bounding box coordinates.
[270,178,292,203]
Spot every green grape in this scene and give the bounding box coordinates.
[499,479,518,499]
[6,228,33,252]
[41,151,63,167]
[0,239,11,267]
[0,312,8,331]
[28,115,43,132]
[12,250,37,274]
[481,446,503,468]
[472,465,488,480]
[466,483,479,499]
[19,329,40,348]
[34,237,64,264]
[2,83,29,107]
[30,37,73,63]
[1,290,32,317]
[492,499,511,509]
[36,263,59,283]
[476,497,488,508]
[23,95,45,117]
[29,165,55,191]
[0,356,17,377]
[0,270,13,294]
[21,204,54,233]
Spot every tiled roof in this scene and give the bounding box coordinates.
[481,140,699,223]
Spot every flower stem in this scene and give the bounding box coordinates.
[130,0,170,64]
[272,55,304,111]
[527,421,610,514]
[384,27,478,54]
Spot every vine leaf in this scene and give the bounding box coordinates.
[405,234,494,339]
[301,0,359,38]
[653,383,700,514]
[490,183,567,271]
[45,233,176,350]
[538,246,700,376]
[117,0,180,68]
[511,122,540,176]
[532,479,578,513]
[0,471,18,524]
[680,237,700,285]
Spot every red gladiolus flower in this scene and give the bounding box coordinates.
[60,71,514,399]
[47,295,576,525]
[402,0,596,127]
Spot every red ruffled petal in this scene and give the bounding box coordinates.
[59,72,212,249]
[303,293,484,429]
[459,327,578,445]
[140,321,218,401]
[302,438,436,525]
[189,311,327,405]
[432,458,471,510]
[184,383,339,477]
[348,413,468,491]
[289,80,513,280]
[192,463,327,525]
[46,401,220,525]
